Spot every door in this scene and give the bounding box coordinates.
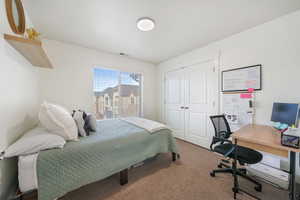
[184,62,218,148]
[165,69,185,139]
[164,61,218,148]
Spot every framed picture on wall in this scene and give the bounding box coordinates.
[222,64,262,92]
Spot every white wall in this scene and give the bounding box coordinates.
[158,10,300,181]
[37,40,158,120]
[158,10,300,123]
[0,2,39,199]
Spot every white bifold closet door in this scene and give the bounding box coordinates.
[165,61,218,148]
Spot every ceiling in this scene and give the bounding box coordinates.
[24,0,300,64]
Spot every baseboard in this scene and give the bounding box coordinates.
[175,138,210,151]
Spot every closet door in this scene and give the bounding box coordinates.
[165,69,185,139]
[184,61,218,148]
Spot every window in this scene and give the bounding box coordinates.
[105,96,109,106]
[93,68,142,119]
[114,96,119,106]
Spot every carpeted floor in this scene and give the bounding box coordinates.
[35,139,290,200]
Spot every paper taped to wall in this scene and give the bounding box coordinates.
[222,93,254,131]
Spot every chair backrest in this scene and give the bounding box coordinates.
[210,114,232,140]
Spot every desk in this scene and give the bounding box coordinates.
[232,124,300,200]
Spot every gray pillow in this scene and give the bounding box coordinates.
[73,110,87,137]
[84,114,97,135]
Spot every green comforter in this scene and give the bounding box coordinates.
[37,119,178,200]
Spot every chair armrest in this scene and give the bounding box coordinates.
[223,146,236,157]
[210,136,232,151]
[218,130,231,139]
[210,137,236,158]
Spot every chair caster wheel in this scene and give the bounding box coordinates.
[255,185,262,192]
[217,164,222,168]
[210,172,215,177]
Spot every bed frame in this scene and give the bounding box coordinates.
[10,152,179,200]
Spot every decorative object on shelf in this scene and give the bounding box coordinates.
[5,0,26,35]
[26,28,41,40]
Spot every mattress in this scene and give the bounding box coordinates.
[18,153,38,192]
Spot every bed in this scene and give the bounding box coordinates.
[17,119,178,200]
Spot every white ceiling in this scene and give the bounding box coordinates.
[24,0,300,64]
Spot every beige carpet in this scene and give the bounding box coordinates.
[38,140,290,200]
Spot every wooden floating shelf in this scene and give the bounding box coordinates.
[4,34,53,68]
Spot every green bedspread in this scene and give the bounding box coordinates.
[37,119,178,200]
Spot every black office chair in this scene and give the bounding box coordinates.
[209,115,263,199]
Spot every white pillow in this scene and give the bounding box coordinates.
[39,102,78,141]
[4,127,66,158]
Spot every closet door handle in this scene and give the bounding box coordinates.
[180,106,185,109]
[185,107,189,109]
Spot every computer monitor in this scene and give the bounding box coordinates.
[271,102,300,127]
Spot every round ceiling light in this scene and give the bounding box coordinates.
[137,17,155,31]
